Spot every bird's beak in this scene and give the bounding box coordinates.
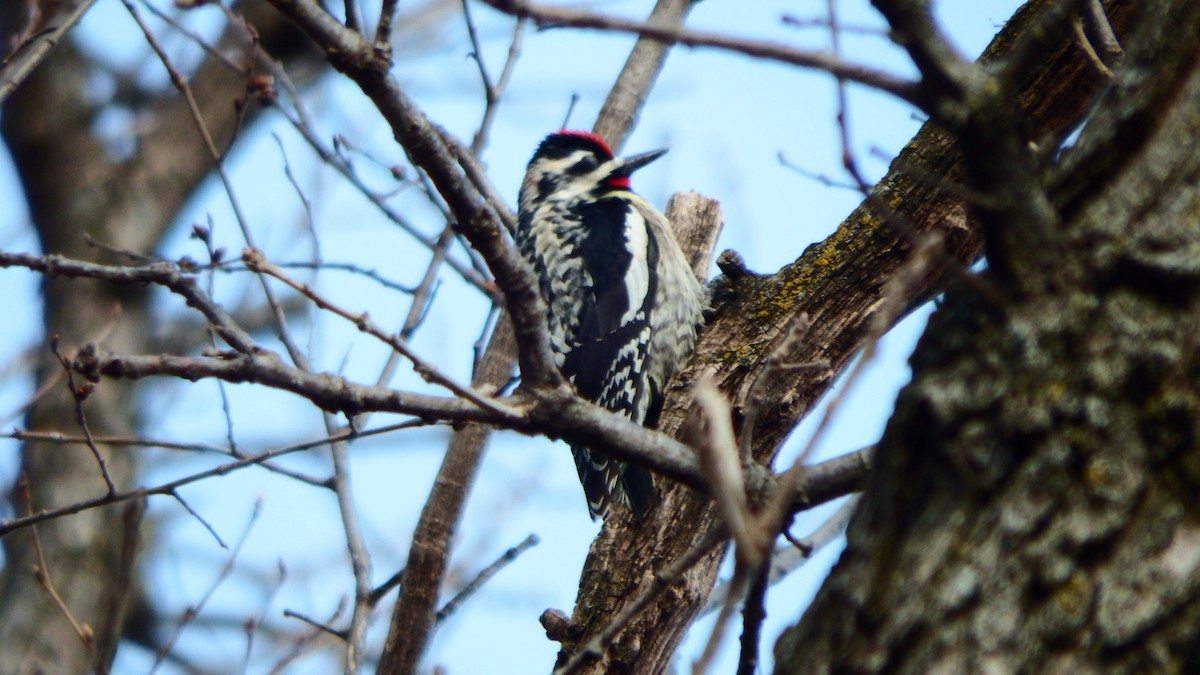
[611,148,668,178]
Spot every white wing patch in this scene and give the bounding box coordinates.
[621,207,650,326]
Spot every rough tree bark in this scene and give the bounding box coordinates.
[0,5,321,672]
[555,2,1134,672]
[777,1,1200,671]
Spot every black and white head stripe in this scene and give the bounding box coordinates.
[529,130,615,165]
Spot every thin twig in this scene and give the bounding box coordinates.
[49,336,116,495]
[780,14,884,36]
[463,0,526,155]
[445,134,520,234]
[204,260,417,295]
[326,428,373,673]
[283,609,348,640]
[7,429,220,453]
[273,133,322,267]
[138,0,247,76]
[692,557,746,675]
[123,0,310,370]
[777,152,862,192]
[197,215,244,481]
[245,250,514,418]
[734,557,771,675]
[705,494,859,615]
[367,568,405,607]
[480,17,526,154]
[472,302,504,381]
[235,43,493,294]
[398,228,451,343]
[376,0,399,49]
[2,310,119,427]
[344,0,363,34]
[169,488,228,549]
[367,223,455,414]
[149,500,262,674]
[479,0,920,105]
[276,601,348,671]
[1082,0,1122,62]
[692,379,758,564]
[84,232,161,264]
[0,0,100,106]
[22,476,97,655]
[0,419,433,536]
[436,533,539,622]
[7,428,328,488]
[461,0,494,104]
[1070,12,1114,79]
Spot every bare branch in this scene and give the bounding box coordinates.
[283,608,348,641]
[1083,0,1123,62]
[0,0,98,106]
[462,0,526,155]
[168,489,228,549]
[480,0,920,106]
[4,246,870,522]
[375,0,399,50]
[592,0,695,147]
[245,249,512,417]
[23,478,97,657]
[1071,13,1114,79]
[0,419,431,537]
[0,252,256,354]
[205,260,418,295]
[327,430,372,673]
[49,336,116,495]
[436,533,539,623]
[733,557,770,675]
[692,379,758,565]
[149,501,261,674]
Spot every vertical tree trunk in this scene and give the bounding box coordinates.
[776,1,1200,671]
[0,5,321,670]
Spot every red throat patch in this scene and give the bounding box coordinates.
[604,175,632,190]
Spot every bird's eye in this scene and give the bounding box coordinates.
[568,155,599,175]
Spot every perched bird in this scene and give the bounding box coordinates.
[515,130,705,519]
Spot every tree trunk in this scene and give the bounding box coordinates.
[776,1,1200,671]
[0,5,322,671]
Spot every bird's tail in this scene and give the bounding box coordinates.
[571,445,654,520]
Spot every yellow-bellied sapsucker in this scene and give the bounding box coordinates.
[516,130,705,520]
